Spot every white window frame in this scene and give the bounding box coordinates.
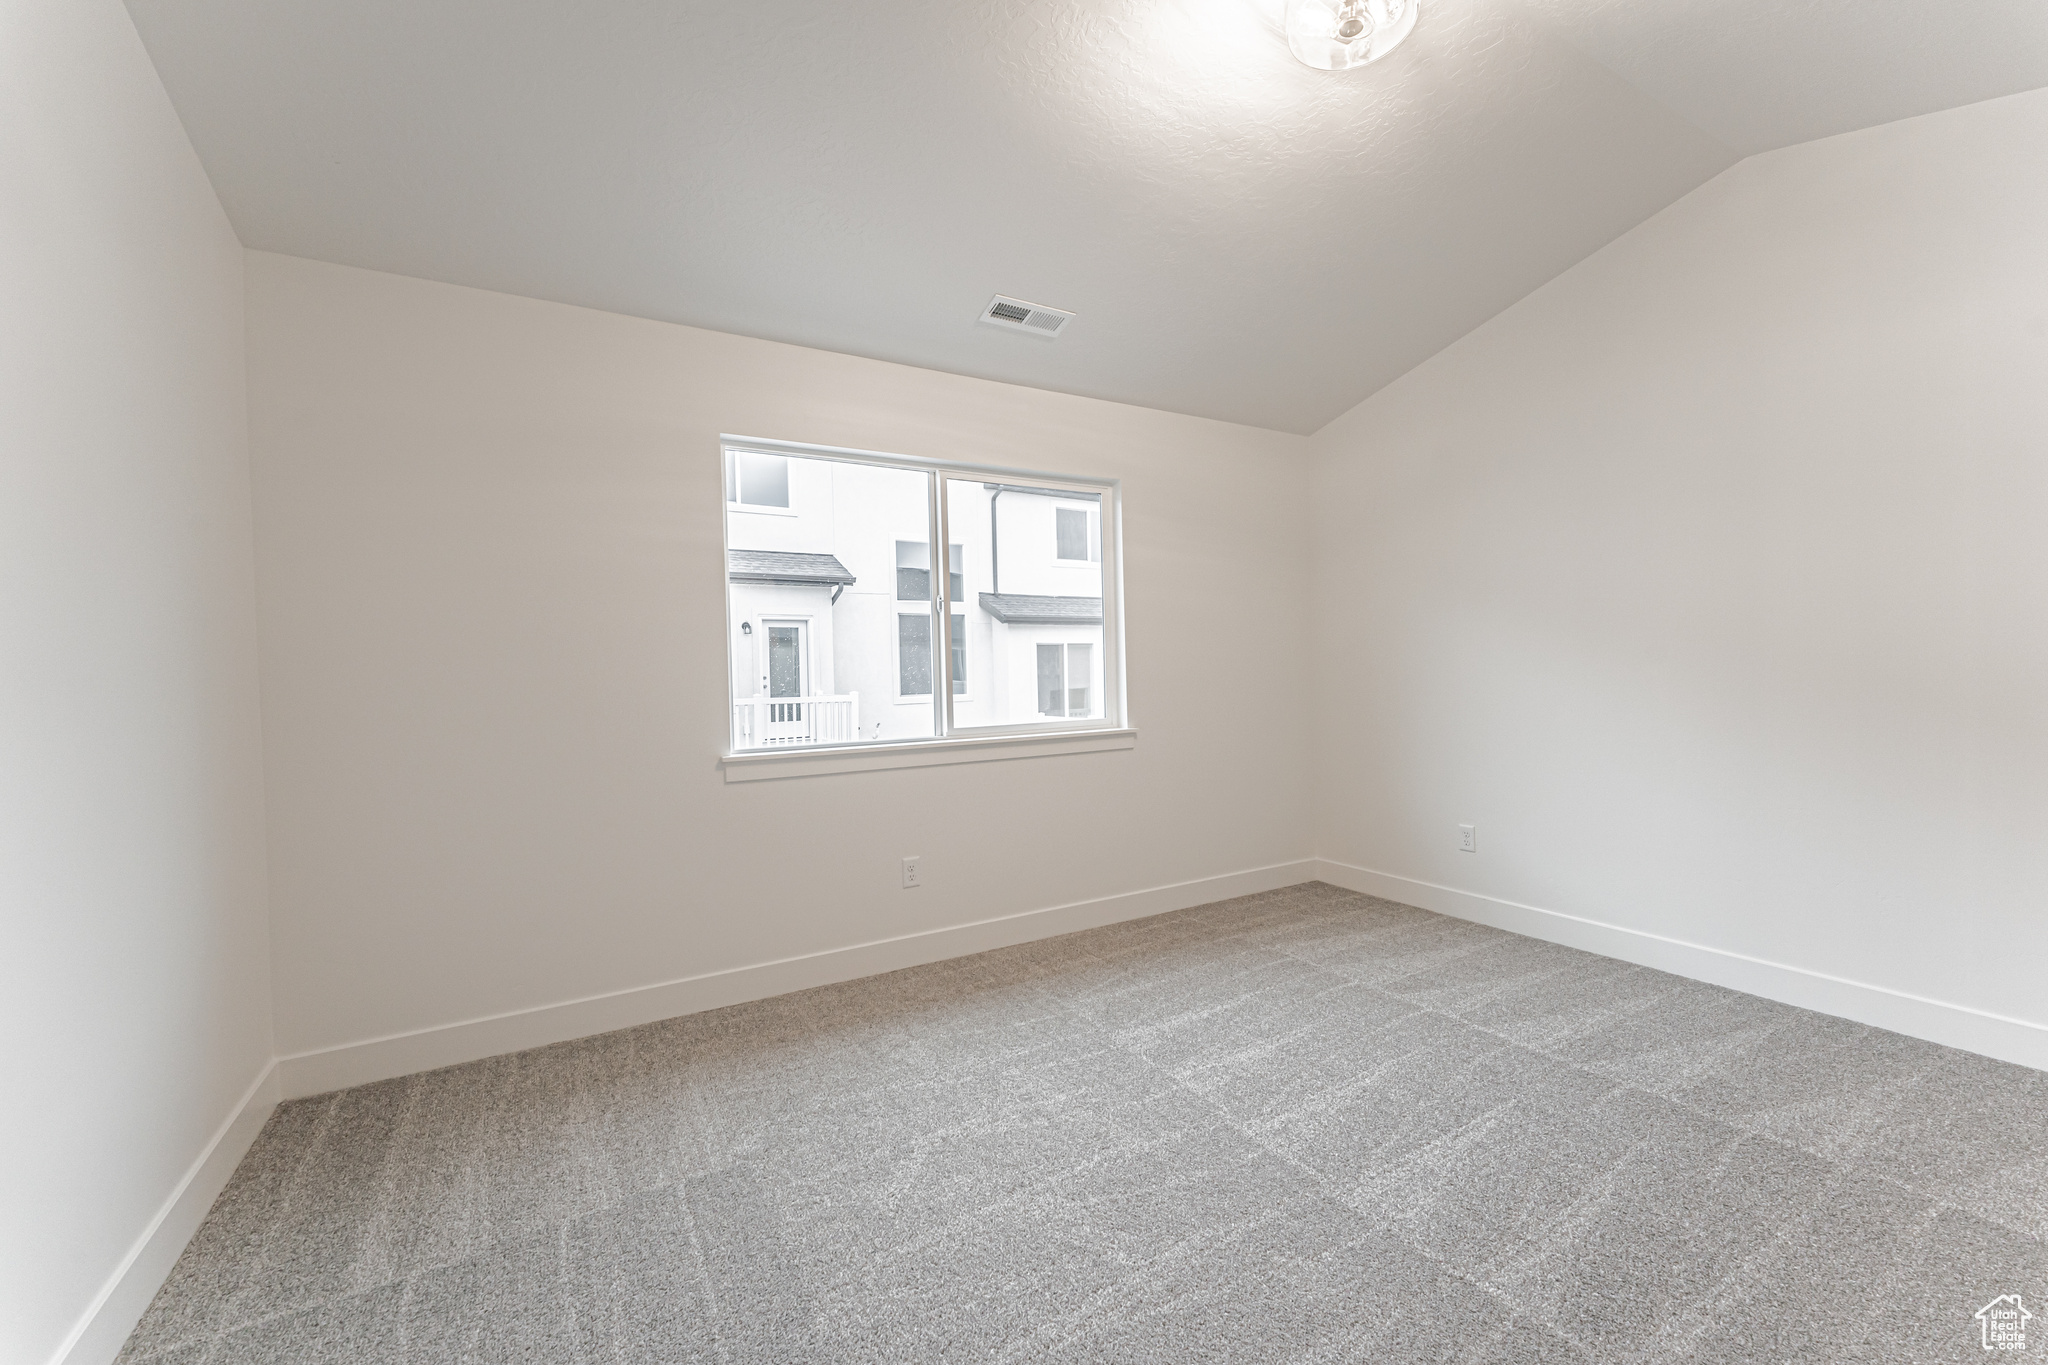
[719,435,1131,780]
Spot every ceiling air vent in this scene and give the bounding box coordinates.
[980,295,1073,339]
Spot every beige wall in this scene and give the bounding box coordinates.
[1310,88,2048,1058]
[0,2,274,1360]
[246,251,1315,1062]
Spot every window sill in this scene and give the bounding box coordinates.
[721,727,1136,783]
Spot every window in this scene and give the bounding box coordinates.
[949,613,967,696]
[953,478,1107,728]
[724,439,1121,752]
[895,542,963,603]
[1036,642,1093,717]
[897,613,932,696]
[1055,506,1100,562]
[897,611,967,698]
[724,450,789,508]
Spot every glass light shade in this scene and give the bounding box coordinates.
[1285,0,1416,70]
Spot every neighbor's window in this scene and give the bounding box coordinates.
[897,610,967,698]
[725,450,790,508]
[896,612,932,697]
[894,542,963,603]
[1054,506,1100,563]
[1036,642,1094,718]
[724,440,1119,751]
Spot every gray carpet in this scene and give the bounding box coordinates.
[121,883,2045,1363]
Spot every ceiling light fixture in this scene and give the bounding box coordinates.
[1285,0,1416,70]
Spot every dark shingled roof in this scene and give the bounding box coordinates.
[729,548,856,585]
[727,549,856,586]
[978,592,1103,625]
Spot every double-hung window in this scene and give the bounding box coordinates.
[722,437,1122,754]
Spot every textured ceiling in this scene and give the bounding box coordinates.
[126,0,2048,433]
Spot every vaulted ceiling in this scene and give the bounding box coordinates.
[126,0,2048,433]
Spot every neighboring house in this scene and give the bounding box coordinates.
[726,452,1104,746]
[725,548,858,745]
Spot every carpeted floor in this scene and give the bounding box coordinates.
[121,883,2045,1363]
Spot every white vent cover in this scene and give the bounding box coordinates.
[980,295,1073,338]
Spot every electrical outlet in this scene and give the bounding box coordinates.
[1458,824,1477,853]
[901,856,922,888]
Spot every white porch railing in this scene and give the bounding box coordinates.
[733,693,859,748]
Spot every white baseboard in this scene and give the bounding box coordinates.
[1313,859,2048,1073]
[53,1063,279,1365]
[275,859,1323,1099]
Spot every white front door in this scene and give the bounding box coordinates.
[761,618,811,741]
